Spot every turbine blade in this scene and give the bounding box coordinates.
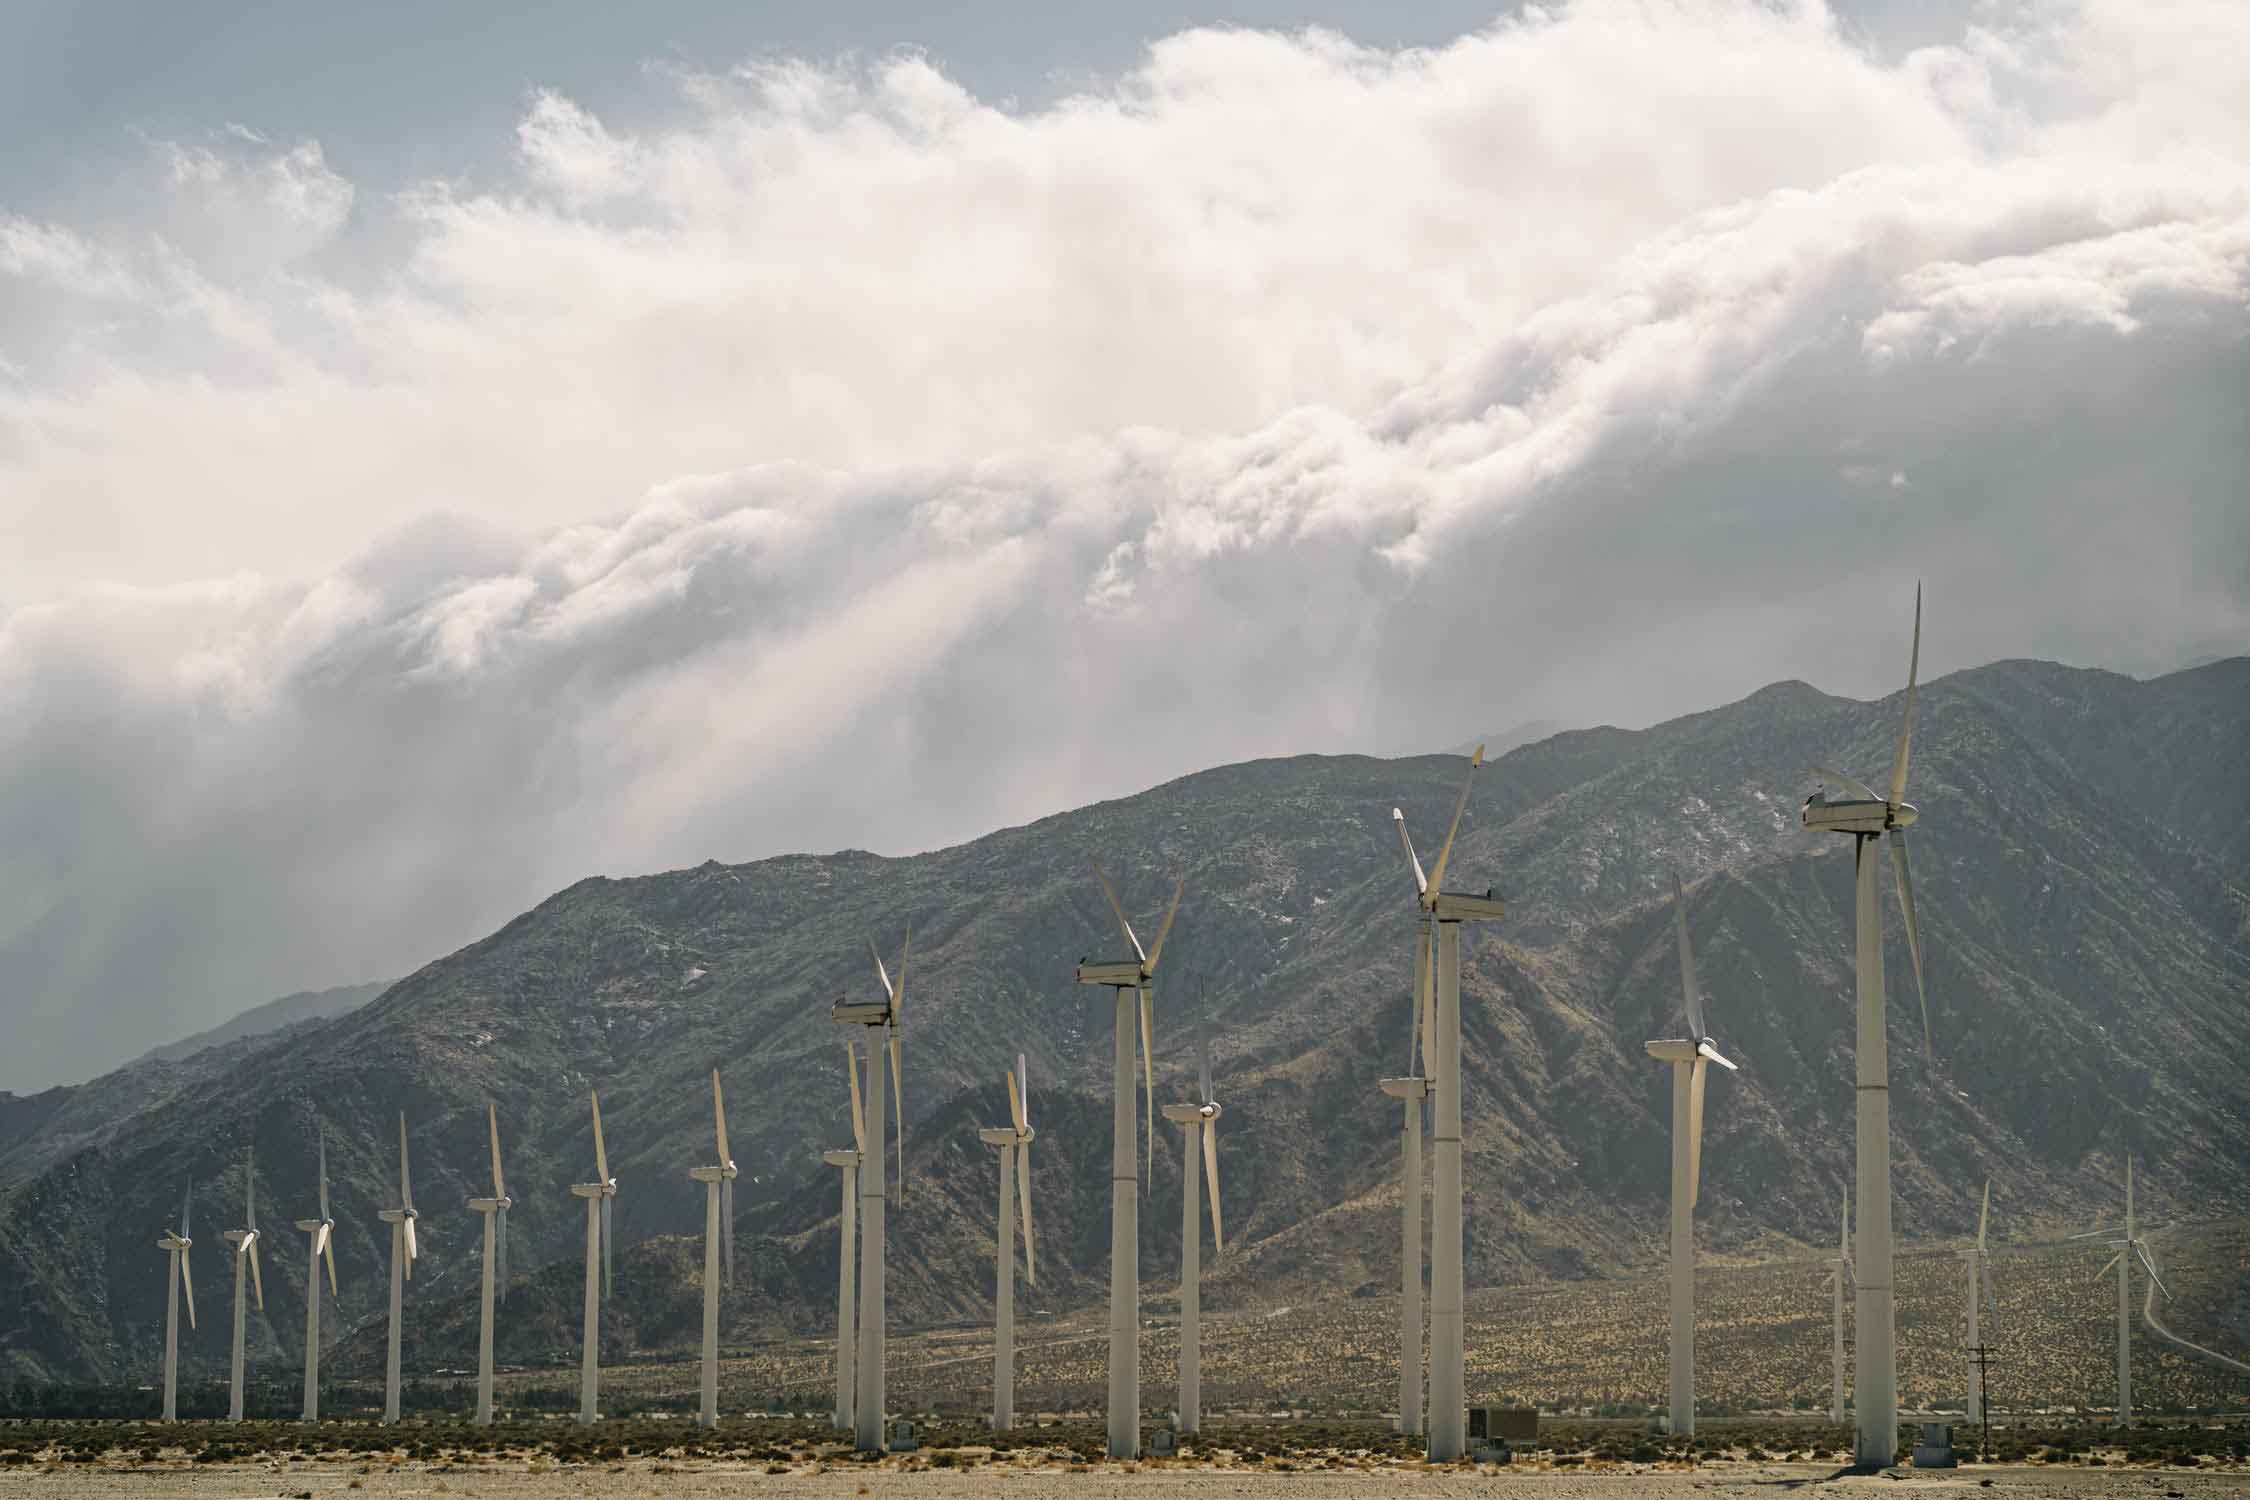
[1092,862,1146,963]
[847,1042,868,1156]
[2135,1241,2171,1302]
[889,1023,906,1201]
[2094,1250,2123,1282]
[1144,877,1184,971]
[246,1148,257,1232]
[1687,1055,1708,1209]
[249,1237,265,1312]
[591,1091,609,1183]
[1006,1066,1027,1134]
[182,1178,193,1239]
[318,1131,329,1221]
[1672,871,1706,1041]
[1203,1116,1223,1253]
[1426,744,1485,895]
[602,1194,614,1299]
[1419,928,1436,1081]
[1017,1141,1037,1288]
[713,1069,731,1164]
[181,1250,196,1330]
[1139,988,1156,1194]
[1982,1261,1997,1324]
[1392,809,1428,897]
[404,1215,417,1270]
[489,1104,506,1200]
[1890,582,1921,808]
[1841,1186,1850,1260]
[894,927,910,1009]
[323,1232,337,1297]
[497,1203,510,1290]
[1199,1038,1213,1107]
[1978,1179,1991,1251]
[1811,767,1881,803]
[1019,1052,1031,1126]
[868,938,894,1001]
[399,1113,414,1212]
[1695,1039,1737,1070]
[1889,829,1932,1051]
[722,1175,735,1291]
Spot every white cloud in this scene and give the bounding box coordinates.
[0,0,2246,1087]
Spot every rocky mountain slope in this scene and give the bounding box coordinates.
[1,655,2244,1386]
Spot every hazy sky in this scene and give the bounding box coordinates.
[2,0,2245,1089]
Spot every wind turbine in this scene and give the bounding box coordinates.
[978,1053,1037,1431]
[567,1090,618,1425]
[294,1130,337,1422]
[1075,865,1184,1459]
[1378,957,1433,1437]
[819,1045,866,1432]
[157,1179,196,1422]
[379,1113,421,1424]
[1960,1179,1998,1424]
[689,1068,739,1428]
[1391,744,1505,1461]
[221,1151,264,1422]
[1159,1040,1224,1436]
[1829,1186,1851,1426]
[2074,1157,2171,1428]
[1800,585,1933,1467]
[1643,872,1738,1437]
[467,1104,512,1426]
[832,929,910,1452]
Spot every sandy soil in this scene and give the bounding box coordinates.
[3,1463,2245,1498]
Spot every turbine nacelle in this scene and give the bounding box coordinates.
[467,1196,512,1212]
[1377,1076,1430,1100]
[1801,792,1919,835]
[820,1148,862,1169]
[1392,745,1507,924]
[1075,959,1146,988]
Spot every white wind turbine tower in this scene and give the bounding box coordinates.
[1391,744,1505,1461]
[1800,585,1934,1467]
[819,1046,866,1433]
[157,1179,196,1422]
[467,1104,512,1426]
[1075,866,1184,1459]
[1960,1179,1998,1424]
[1643,873,1738,1436]
[1159,1040,1224,1436]
[689,1069,739,1428]
[379,1113,421,1424]
[2074,1158,2171,1428]
[221,1151,264,1422]
[978,1053,1037,1431]
[1828,1187,1851,1425]
[294,1130,338,1422]
[832,931,911,1452]
[1377,959,1434,1437]
[568,1091,619,1425]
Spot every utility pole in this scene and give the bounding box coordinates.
[1968,1343,1994,1462]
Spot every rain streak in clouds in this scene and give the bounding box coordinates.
[1,0,2247,1088]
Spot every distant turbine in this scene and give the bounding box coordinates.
[157,1179,196,1423]
[221,1151,264,1422]
[2073,1157,2171,1428]
[1829,1186,1851,1426]
[833,929,911,1452]
[293,1129,338,1422]
[378,1113,421,1424]
[1800,585,1933,1466]
[819,1046,867,1432]
[567,1091,619,1425]
[978,1053,1037,1431]
[689,1069,739,1428]
[1159,1041,1224,1436]
[1075,865,1184,1459]
[466,1104,512,1425]
[1959,1179,1998,1424]
[1643,873,1739,1436]
[1391,745,1505,1461]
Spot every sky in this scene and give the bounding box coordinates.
[1,0,2245,1090]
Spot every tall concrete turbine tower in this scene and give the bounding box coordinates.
[1391,745,1505,1461]
[1800,585,1935,1467]
[1644,873,1738,1436]
[833,930,911,1452]
[1075,865,1184,1458]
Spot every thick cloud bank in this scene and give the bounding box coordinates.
[2,0,2246,1087]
